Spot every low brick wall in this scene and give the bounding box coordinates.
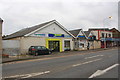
[3,48,20,56]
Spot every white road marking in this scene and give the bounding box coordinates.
[85,55,104,59]
[3,71,50,79]
[89,63,119,78]
[72,58,102,67]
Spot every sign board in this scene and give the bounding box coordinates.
[78,35,85,38]
[34,34,46,37]
[48,33,64,37]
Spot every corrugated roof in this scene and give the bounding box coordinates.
[69,29,82,37]
[3,20,55,40]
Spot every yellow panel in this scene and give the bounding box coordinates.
[46,38,63,52]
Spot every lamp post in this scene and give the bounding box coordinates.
[103,16,112,49]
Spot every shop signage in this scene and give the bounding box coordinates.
[88,36,96,40]
[48,33,64,37]
[112,38,120,41]
[101,38,113,41]
[78,35,85,37]
[34,34,46,37]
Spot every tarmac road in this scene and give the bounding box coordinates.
[2,48,119,79]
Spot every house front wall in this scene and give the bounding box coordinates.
[100,31,112,38]
[20,22,74,54]
[45,38,73,52]
[74,30,88,50]
[78,40,88,50]
[74,39,88,51]
[19,37,73,54]
[20,37,46,54]
[30,23,70,37]
[89,40,101,49]
[91,31,98,39]
[91,30,112,40]
[93,41,101,49]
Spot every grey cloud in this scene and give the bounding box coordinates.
[0,0,118,35]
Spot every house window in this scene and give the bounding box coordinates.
[64,41,70,48]
[106,33,107,38]
[79,43,84,48]
[64,41,71,51]
[109,34,111,37]
[102,33,104,38]
[75,42,79,48]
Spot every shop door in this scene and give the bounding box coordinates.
[49,41,60,52]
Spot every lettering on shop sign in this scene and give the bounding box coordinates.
[34,34,46,37]
[48,33,64,37]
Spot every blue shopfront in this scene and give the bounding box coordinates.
[101,38,113,48]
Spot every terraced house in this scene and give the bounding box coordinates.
[84,30,101,49]
[69,29,88,50]
[3,20,75,54]
[110,28,120,47]
[88,28,113,48]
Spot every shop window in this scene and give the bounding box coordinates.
[75,42,79,48]
[64,41,71,51]
[102,33,104,38]
[79,43,84,48]
[92,36,96,40]
[109,34,111,37]
[106,33,107,38]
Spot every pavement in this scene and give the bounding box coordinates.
[2,47,118,63]
[2,47,119,79]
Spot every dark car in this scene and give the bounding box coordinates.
[28,46,52,56]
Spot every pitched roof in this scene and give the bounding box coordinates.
[110,28,120,33]
[0,18,3,22]
[84,31,90,37]
[3,20,55,40]
[69,29,82,37]
[89,28,110,31]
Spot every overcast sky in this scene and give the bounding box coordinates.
[0,0,119,35]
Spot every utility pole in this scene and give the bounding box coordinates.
[0,18,3,80]
[0,18,3,56]
[103,16,112,49]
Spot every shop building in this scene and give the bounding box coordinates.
[89,28,113,48]
[69,29,88,50]
[84,30,101,49]
[3,20,74,54]
[110,28,120,47]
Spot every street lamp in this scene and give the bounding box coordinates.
[103,16,112,49]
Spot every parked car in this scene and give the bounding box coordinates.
[28,46,52,56]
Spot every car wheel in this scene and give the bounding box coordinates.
[35,52,38,56]
[49,51,52,55]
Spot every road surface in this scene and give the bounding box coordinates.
[2,48,119,79]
